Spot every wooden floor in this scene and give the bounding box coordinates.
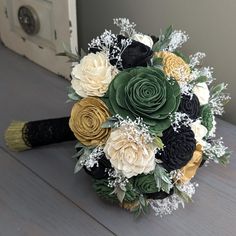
[0,42,236,236]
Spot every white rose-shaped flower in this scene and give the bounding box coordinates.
[190,120,208,147]
[104,127,156,178]
[131,33,153,48]
[71,52,118,97]
[192,82,210,105]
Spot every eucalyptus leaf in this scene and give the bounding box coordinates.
[80,48,87,58]
[190,76,208,85]
[164,25,173,40]
[68,86,82,101]
[153,57,163,67]
[210,83,226,97]
[72,148,84,159]
[218,153,231,166]
[75,142,86,149]
[74,159,84,173]
[152,25,173,52]
[101,117,119,128]
[159,40,171,51]
[153,137,164,149]
[139,194,146,206]
[68,92,81,101]
[174,50,190,64]
[154,164,172,193]
[130,195,149,218]
[174,185,193,203]
[112,186,126,203]
[74,148,93,173]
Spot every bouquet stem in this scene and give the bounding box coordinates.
[5,117,76,152]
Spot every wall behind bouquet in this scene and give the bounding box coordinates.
[77,0,236,125]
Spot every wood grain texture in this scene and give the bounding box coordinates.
[1,43,236,236]
[0,148,114,236]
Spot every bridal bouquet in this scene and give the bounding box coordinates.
[67,18,230,216]
[5,18,231,217]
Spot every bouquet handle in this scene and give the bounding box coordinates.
[5,117,76,152]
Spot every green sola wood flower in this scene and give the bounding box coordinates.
[105,67,181,133]
[134,174,159,194]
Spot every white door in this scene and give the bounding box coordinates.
[0,0,78,79]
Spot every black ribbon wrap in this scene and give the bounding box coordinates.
[23,117,76,148]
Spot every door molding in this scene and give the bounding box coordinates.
[0,0,78,79]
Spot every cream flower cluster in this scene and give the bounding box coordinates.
[104,126,156,178]
[71,52,118,97]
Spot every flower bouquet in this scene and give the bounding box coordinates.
[5,18,231,217]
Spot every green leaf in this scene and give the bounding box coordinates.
[112,186,126,203]
[174,185,193,203]
[164,25,173,40]
[139,194,146,206]
[131,195,149,218]
[153,136,164,149]
[72,148,84,159]
[152,25,173,52]
[174,50,190,64]
[68,86,82,101]
[74,148,93,174]
[154,164,172,193]
[93,179,119,203]
[75,142,86,149]
[80,48,87,58]
[210,83,226,98]
[152,57,163,67]
[190,76,208,85]
[218,153,231,166]
[101,117,119,128]
[74,159,84,173]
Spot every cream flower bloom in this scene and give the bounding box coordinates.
[190,120,208,147]
[131,33,154,48]
[71,52,118,97]
[192,82,210,106]
[104,127,156,178]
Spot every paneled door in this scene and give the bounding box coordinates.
[0,0,78,79]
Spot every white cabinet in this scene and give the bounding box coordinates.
[0,0,78,79]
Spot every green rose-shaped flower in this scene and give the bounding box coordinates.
[134,174,159,194]
[106,67,180,132]
[93,179,139,203]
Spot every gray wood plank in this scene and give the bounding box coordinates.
[0,148,114,236]
[1,43,236,236]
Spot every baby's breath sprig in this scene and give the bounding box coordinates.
[189,52,206,68]
[88,29,132,70]
[113,18,137,37]
[203,138,231,165]
[165,30,189,52]
[114,115,154,145]
[170,112,194,132]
